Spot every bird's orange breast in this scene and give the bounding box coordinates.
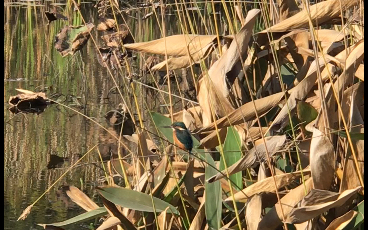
[173,130,186,150]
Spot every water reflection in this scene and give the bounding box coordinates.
[4,1,227,229]
[4,2,130,229]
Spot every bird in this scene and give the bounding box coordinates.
[166,122,193,154]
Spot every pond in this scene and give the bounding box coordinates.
[4,1,226,229]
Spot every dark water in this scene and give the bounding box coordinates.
[4,1,227,229]
[4,2,143,229]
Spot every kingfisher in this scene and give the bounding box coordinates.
[164,122,193,154]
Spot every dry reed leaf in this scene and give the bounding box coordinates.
[319,40,364,132]
[309,127,335,190]
[152,155,168,187]
[65,186,99,211]
[246,165,266,230]
[167,106,202,129]
[123,34,217,57]
[197,76,235,126]
[351,24,364,40]
[219,9,260,81]
[311,29,347,44]
[285,31,309,70]
[331,40,364,94]
[340,129,364,192]
[157,207,170,230]
[199,91,285,132]
[260,0,360,33]
[325,209,358,230]
[133,170,149,192]
[152,171,170,197]
[340,82,364,125]
[180,193,200,210]
[97,18,116,31]
[151,56,192,71]
[258,177,314,230]
[135,132,151,180]
[355,64,364,81]
[198,127,228,149]
[245,127,269,143]
[151,44,215,71]
[96,216,121,230]
[162,171,184,197]
[296,46,342,67]
[124,134,158,154]
[224,168,311,203]
[268,55,332,132]
[229,77,249,106]
[318,63,337,82]
[340,85,364,192]
[234,5,245,25]
[246,195,262,230]
[197,9,260,125]
[258,162,267,180]
[218,178,232,194]
[208,135,287,183]
[188,196,206,230]
[171,161,204,175]
[294,221,311,230]
[259,62,279,93]
[285,186,362,224]
[183,108,197,131]
[278,0,299,21]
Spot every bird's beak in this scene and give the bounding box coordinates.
[161,125,173,129]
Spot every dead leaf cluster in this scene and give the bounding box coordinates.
[18,1,364,230]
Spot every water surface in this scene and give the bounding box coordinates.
[4,1,226,229]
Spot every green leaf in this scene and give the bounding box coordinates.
[150,112,174,143]
[219,126,243,191]
[96,186,179,215]
[39,207,107,227]
[149,111,200,148]
[337,131,364,140]
[205,154,222,229]
[343,200,364,230]
[276,156,292,173]
[280,64,296,87]
[296,100,318,126]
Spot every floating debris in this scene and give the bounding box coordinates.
[97,18,116,31]
[54,23,94,57]
[44,11,68,25]
[8,89,53,114]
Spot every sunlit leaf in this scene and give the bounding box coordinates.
[219,126,243,191]
[205,154,222,229]
[96,186,179,215]
[39,207,107,227]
